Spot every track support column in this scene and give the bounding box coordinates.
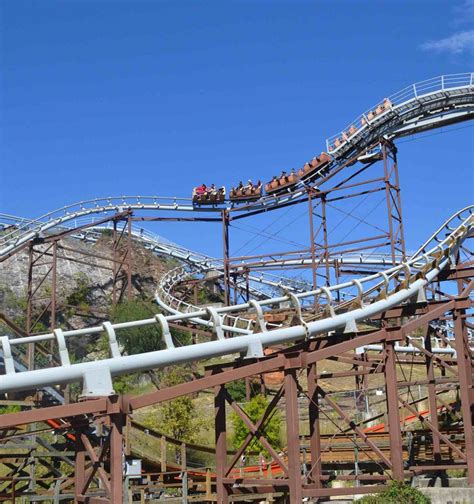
[284,362,302,503]
[74,425,86,503]
[110,407,125,503]
[215,384,228,503]
[382,141,405,263]
[424,328,441,462]
[221,210,230,306]
[384,340,404,480]
[307,361,322,487]
[453,305,474,484]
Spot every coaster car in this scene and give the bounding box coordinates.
[297,152,331,181]
[192,186,226,205]
[265,172,300,196]
[230,182,263,202]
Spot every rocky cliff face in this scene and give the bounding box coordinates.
[0,233,177,334]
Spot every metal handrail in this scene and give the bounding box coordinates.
[326,73,474,152]
[1,74,473,260]
[0,206,471,395]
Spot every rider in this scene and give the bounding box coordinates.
[245,179,254,194]
[196,183,206,195]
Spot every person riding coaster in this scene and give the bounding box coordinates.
[196,183,207,195]
[193,183,225,204]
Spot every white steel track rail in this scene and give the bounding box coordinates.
[1,74,472,260]
[0,207,472,395]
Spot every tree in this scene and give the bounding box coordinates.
[111,300,165,355]
[108,300,191,390]
[231,394,282,456]
[145,367,200,463]
[111,299,191,355]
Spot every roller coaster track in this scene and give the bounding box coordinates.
[0,75,473,503]
[0,205,472,395]
[0,73,472,261]
[0,213,404,333]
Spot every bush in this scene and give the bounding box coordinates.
[231,394,281,456]
[227,380,248,402]
[111,299,191,354]
[227,379,261,402]
[107,300,192,392]
[0,405,21,415]
[66,273,92,308]
[358,481,430,504]
[111,300,165,354]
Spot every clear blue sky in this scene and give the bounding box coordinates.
[1,1,473,262]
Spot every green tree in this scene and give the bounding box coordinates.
[142,367,199,463]
[66,273,93,313]
[111,299,191,355]
[159,367,196,439]
[111,300,164,354]
[107,300,191,391]
[227,379,248,402]
[358,481,430,504]
[227,379,261,402]
[231,394,281,456]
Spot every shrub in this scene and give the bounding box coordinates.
[358,481,430,504]
[231,394,281,456]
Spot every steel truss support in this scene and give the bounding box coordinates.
[424,327,442,462]
[73,397,125,503]
[215,384,228,503]
[221,209,231,306]
[112,213,133,305]
[384,340,404,480]
[308,191,330,290]
[284,364,302,503]
[453,301,474,483]
[1,271,472,499]
[21,211,135,371]
[381,140,406,263]
[306,359,322,488]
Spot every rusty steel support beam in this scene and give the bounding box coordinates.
[321,196,330,285]
[50,241,57,334]
[453,305,474,484]
[424,328,441,461]
[384,340,404,480]
[306,360,322,487]
[284,365,302,504]
[382,141,405,263]
[26,243,35,368]
[215,385,228,503]
[224,388,288,476]
[110,412,124,503]
[112,219,119,306]
[74,425,86,504]
[308,191,319,297]
[224,387,285,476]
[307,191,330,292]
[222,209,230,306]
[398,397,466,460]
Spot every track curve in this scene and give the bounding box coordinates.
[0,206,471,394]
[1,73,472,260]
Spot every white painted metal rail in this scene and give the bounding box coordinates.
[0,206,471,395]
[1,74,472,261]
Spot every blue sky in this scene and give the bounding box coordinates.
[1,0,473,263]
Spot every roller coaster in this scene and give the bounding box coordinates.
[0,73,473,503]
